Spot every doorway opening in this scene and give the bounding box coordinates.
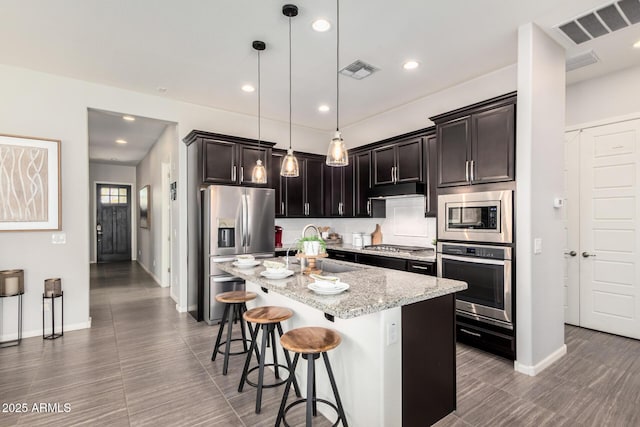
[96,183,133,263]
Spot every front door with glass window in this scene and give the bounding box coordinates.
[97,184,132,263]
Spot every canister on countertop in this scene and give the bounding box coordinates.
[352,232,364,248]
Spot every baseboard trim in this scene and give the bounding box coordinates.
[136,260,164,287]
[0,319,92,342]
[514,344,567,376]
[175,304,188,313]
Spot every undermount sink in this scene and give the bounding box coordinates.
[317,260,362,274]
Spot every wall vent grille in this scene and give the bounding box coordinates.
[557,0,640,44]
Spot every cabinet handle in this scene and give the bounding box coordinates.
[232,165,237,182]
[305,203,309,216]
[411,265,431,271]
[460,328,482,338]
[240,166,244,183]
[470,160,475,182]
[281,202,285,215]
[391,167,394,183]
[465,161,469,182]
[367,200,371,216]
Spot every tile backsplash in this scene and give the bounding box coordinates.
[276,196,436,248]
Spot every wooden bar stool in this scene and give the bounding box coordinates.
[276,327,348,427]
[211,291,257,375]
[238,306,301,414]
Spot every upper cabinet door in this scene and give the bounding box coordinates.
[284,160,305,217]
[396,137,424,183]
[272,152,285,217]
[355,152,371,217]
[471,104,515,184]
[373,144,396,186]
[342,157,354,217]
[203,139,237,184]
[425,134,438,217]
[239,145,271,186]
[305,157,325,217]
[324,165,343,216]
[437,117,471,187]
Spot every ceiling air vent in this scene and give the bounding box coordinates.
[557,0,640,45]
[566,50,600,71]
[339,60,380,80]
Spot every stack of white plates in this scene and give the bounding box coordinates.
[233,256,261,268]
[260,269,295,279]
[307,276,350,295]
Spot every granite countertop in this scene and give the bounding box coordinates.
[278,242,436,262]
[217,257,466,319]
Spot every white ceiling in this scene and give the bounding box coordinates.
[2,0,640,135]
[88,109,171,165]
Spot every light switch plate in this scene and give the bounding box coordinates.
[534,238,543,254]
[52,232,66,244]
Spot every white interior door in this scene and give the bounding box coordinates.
[564,131,580,325]
[579,119,640,339]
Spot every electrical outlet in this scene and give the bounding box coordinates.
[153,259,156,267]
[386,322,398,345]
[534,238,543,254]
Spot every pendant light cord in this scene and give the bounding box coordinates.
[336,0,340,133]
[257,49,261,149]
[288,15,293,151]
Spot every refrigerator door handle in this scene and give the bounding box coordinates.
[244,193,251,247]
[241,193,248,249]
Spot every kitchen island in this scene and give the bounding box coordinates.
[217,257,467,427]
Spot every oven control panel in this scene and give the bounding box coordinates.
[441,244,507,260]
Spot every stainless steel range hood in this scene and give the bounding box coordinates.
[367,182,426,199]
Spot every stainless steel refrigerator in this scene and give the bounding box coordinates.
[199,185,275,325]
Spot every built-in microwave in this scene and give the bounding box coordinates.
[437,190,513,244]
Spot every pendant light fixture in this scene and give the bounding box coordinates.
[280,4,300,178]
[251,40,267,184]
[326,0,348,167]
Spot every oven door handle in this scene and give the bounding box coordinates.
[441,254,506,266]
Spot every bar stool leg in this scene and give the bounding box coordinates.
[256,323,269,413]
[211,303,230,361]
[277,323,301,397]
[276,352,300,426]
[271,325,280,379]
[239,305,248,352]
[238,323,261,393]
[222,302,236,375]
[305,354,315,427]
[323,352,349,427]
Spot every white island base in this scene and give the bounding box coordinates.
[244,280,456,427]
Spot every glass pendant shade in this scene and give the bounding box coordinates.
[326,131,349,166]
[280,148,300,177]
[251,159,267,183]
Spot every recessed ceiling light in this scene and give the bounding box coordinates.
[122,115,136,122]
[634,39,640,49]
[312,19,331,32]
[115,139,128,144]
[318,104,330,112]
[241,84,255,93]
[403,60,420,70]
[157,87,167,93]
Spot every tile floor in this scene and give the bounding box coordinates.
[0,261,638,426]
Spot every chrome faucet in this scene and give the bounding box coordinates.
[301,223,320,238]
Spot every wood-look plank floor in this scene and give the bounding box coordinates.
[0,261,638,426]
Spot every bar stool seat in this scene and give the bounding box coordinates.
[238,306,301,414]
[277,327,348,427]
[211,291,257,375]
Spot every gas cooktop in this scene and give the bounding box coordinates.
[363,244,432,253]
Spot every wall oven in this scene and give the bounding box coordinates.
[437,242,512,329]
[437,190,512,244]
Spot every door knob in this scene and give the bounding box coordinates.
[564,250,577,257]
[582,251,596,258]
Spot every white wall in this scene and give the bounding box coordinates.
[136,125,174,285]
[276,196,436,248]
[0,63,328,338]
[515,23,566,375]
[566,64,640,127]
[88,162,137,263]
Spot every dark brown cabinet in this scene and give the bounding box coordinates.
[273,151,325,218]
[425,134,438,217]
[432,92,516,188]
[184,131,274,187]
[355,151,385,218]
[324,156,354,217]
[373,137,424,186]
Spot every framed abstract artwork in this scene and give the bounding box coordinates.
[0,134,61,231]
[139,185,150,229]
